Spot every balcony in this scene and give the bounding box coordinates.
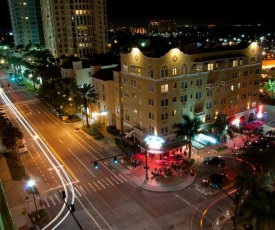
[206,82,218,88]
[194,111,205,116]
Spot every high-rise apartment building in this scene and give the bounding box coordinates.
[40,0,108,58]
[7,0,45,47]
[119,43,262,143]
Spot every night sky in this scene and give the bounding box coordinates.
[1,0,274,32]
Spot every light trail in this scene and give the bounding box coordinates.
[0,85,113,229]
[0,88,75,229]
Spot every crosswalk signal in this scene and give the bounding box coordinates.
[61,190,66,199]
[114,156,118,164]
[94,161,98,169]
[70,204,75,212]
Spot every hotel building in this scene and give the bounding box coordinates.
[119,43,262,144]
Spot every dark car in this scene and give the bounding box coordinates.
[203,172,227,186]
[203,157,225,166]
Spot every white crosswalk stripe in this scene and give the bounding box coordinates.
[44,176,130,207]
[191,184,213,196]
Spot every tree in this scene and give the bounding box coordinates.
[234,147,275,229]
[75,83,98,128]
[263,79,275,99]
[90,121,104,136]
[211,114,234,146]
[175,114,203,160]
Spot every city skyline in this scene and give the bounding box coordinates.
[1,0,275,33]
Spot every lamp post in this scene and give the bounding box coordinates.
[28,180,40,218]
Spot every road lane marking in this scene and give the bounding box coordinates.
[79,186,87,195]
[74,187,82,197]
[88,183,96,191]
[93,181,101,190]
[50,196,56,205]
[97,180,106,189]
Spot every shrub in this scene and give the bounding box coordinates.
[94,133,104,140]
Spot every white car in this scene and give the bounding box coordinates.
[17,144,28,154]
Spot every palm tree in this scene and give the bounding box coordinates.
[75,83,98,128]
[211,114,234,146]
[175,114,203,160]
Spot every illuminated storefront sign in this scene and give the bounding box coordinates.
[144,136,165,150]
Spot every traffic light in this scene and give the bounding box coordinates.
[70,204,75,212]
[61,190,66,199]
[94,161,98,169]
[114,156,118,164]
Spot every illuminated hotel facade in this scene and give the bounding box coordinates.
[119,43,262,143]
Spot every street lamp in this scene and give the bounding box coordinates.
[27,180,40,218]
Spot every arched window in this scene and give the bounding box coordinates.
[181,62,188,74]
[147,65,153,78]
[161,65,168,78]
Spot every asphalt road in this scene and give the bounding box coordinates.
[1,70,243,230]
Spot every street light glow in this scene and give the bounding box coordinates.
[28,180,35,187]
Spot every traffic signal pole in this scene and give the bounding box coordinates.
[58,190,83,230]
[213,185,239,230]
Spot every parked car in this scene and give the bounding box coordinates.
[203,157,225,166]
[203,172,227,186]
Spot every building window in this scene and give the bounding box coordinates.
[149,98,154,106]
[232,72,237,79]
[242,82,247,88]
[132,93,137,100]
[196,78,202,86]
[181,95,187,103]
[161,112,168,120]
[181,81,188,90]
[196,92,202,99]
[149,126,154,134]
[122,62,128,72]
[181,63,188,74]
[124,91,129,97]
[208,63,214,71]
[243,70,248,77]
[161,127,168,134]
[161,84,168,93]
[131,79,136,87]
[125,115,130,121]
[172,97,177,102]
[221,98,226,105]
[172,82,177,89]
[148,84,154,92]
[172,110,177,116]
[172,124,177,129]
[205,114,211,121]
[148,65,153,78]
[214,99,219,105]
[161,99,168,107]
[233,60,238,67]
[124,78,128,85]
[171,67,179,76]
[161,65,169,78]
[149,112,154,120]
[206,89,212,96]
[206,102,211,109]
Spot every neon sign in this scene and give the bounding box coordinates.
[144,136,165,150]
